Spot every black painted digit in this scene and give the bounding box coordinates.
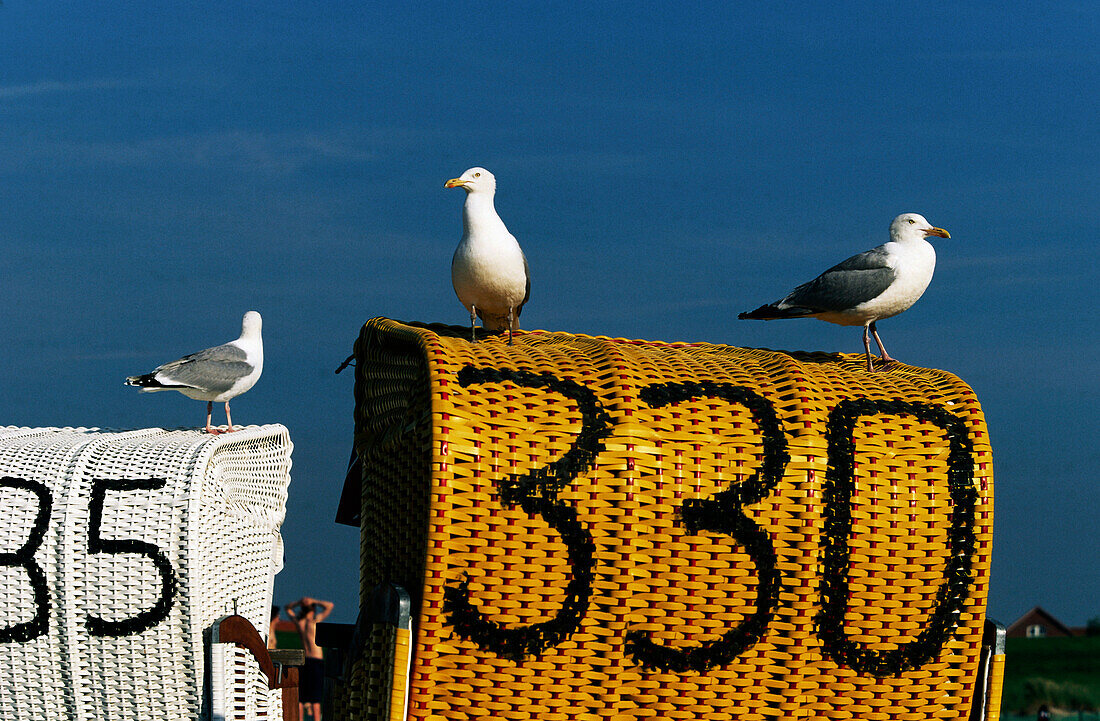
[628,382,790,672]
[818,399,977,676]
[0,477,52,643]
[443,366,612,660]
[86,479,178,636]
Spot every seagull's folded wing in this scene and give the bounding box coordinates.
[781,247,898,313]
[153,344,253,394]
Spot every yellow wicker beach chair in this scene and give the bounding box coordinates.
[333,319,1000,721]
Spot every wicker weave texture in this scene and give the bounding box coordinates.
[345,319,994,721]
[0,424,292,721]
[984,654,1006,721]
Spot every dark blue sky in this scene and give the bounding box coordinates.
[1,3,1096,627]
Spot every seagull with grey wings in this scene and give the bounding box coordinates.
[446,167,530,345]
[125,311,264,433]
[739,213,951,372]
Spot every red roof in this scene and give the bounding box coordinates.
[1005,606,1076,638]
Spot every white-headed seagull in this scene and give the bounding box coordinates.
[739,213,950,372]
[446,167,530,345]
[126,311,263,433]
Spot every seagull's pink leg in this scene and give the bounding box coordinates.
[225,402,235,433]
[862,325,876,372]
[469,305,477,343]
[507,307,515,346]
[204,401,217,434]
[870,322,898,368]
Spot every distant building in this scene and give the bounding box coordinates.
[1006,606,1081,638]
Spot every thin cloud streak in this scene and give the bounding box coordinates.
[68,130,376,172]
[0,78,139,100]
[0,125,455,175]
[1,129,376,174]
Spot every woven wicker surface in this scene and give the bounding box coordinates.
[985,653,1005,721]
[342,319,994,721]
[0,424,292,721]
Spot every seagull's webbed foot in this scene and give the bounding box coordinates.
[203,401,239,434]
[867,322,899,371]
[866,360,898,373]
[862,322,900,372]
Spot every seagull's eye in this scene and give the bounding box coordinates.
[907,218,915,224]
[474,172,481,178]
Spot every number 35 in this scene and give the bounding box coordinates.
[0,477,178,643]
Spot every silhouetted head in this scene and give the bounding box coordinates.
[240,310,262,337]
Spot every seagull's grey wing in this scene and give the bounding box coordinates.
[518,250,531,315]
[152,343,252,394]
[781,247,897,312]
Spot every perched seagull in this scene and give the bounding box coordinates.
[445,167,530,344]
[738,213,951,372]
[125,311,264,434]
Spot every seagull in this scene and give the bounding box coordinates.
[125,311,264,434]
[445,167,530,344]
[738,213,951,372]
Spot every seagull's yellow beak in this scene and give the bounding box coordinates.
[444,177,467,188]
[924,226,951,239]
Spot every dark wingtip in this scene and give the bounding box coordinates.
[125,373,158,388]
[738,304,776,320]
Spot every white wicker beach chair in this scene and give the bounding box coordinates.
[0,425,292,721]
